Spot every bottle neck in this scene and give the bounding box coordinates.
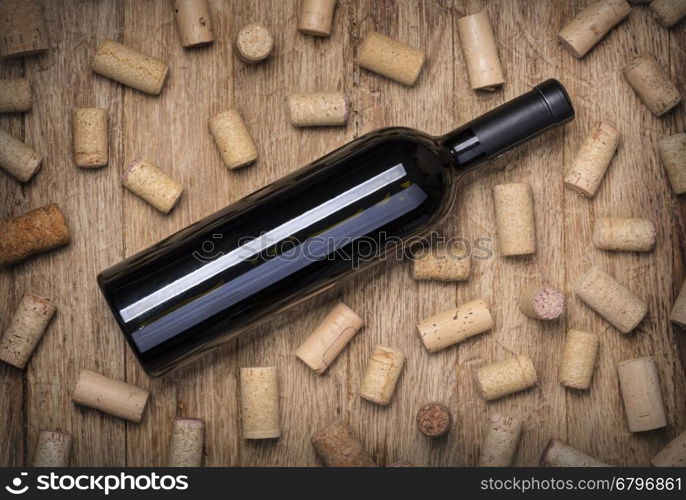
[439,79,575,173]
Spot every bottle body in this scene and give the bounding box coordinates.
[98,79,574,376]
[99,128,455,375]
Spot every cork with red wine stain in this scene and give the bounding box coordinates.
[519,284,565,320]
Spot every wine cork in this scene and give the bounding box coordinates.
[558,0,631,58]
[518,284,565,320]
[73,107,108,168]
[72,369,150,423]
[560,329,599,390]
[412,243,471,282]
[416,402,451,437]
[650,0,686,28]
[298,0,337,36]
[209,109,258,169]
[593,217,656,252]
[0,0,49,58]
[0,293,56,369]
[295,301,364,375]
[235,24,273,64]
[670,278,686,327]
[540,439,609,467]
[287,92,349,127]
[478,413,523,467]
[311,420,375,467]
[416,299,493,353]
[167,418,205,467]
[92,40,169,96]
[240,367,281,439]
[617,356,667,432]
[651,430,686,467]
[492,183,536,256]
[0,127,42,182]
[172,0,215,48]
[564,121,620,197]
[122,158,183,214]
[456,12,505,91]
[356,31,426,86]
[32,431,72,467]
[0,78,31,112]
[658,133,686,194]
[0,204,70,266]
[623,53,681,116]
[574,266,647,333]
[359,345,404,406]
[475,355,538,401]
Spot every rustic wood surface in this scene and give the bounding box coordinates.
[1,0,685,466]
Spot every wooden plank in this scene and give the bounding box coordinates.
[0,55,26,466]
[231,0,356,466]
[560,3,686,465]
[18,0,127,466]
[448,0,568,466]
[350,0,457,466]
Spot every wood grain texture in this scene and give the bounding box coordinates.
[0,0,684,466]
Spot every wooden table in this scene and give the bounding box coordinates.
[1,0,685,467]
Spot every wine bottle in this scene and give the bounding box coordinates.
[99,79,574,376]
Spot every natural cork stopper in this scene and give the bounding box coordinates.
[475,355,538,401]
[172,0,215,48]
[416,402,451,437]
[416,299,493,353]
[651,430,686,467]
[209,109,258,169]
[240,366,281,439]
[650,0,686,28]
[287,92,349,127]
[357,31,426,86]
[0,204,70,266]
[412,243,471,282]
[670,278,686,327]
[0,78,32,113]
[456,12,504,91]
[0,127,43,182]
[617,356,667,432]
[72,369,150,423]
[295,301,364,375]
[623,53,681,116]
[311,420,375,467]
[492,182,536,256]
[92,40,169,96]
[0,293,56,369]
[0,0,49,58]
[298,0,338,36]
[518,284,565,320]
[574,266,647,333]
[122,158,184,214]
[33,431,72,467]
[478,413,523,466]
[564,121,620,198]
[558,0,631,59]
[540,439,609,467]
[235,24,274,64]
[559,329,599,390]
[167,418,205,467]
[592,217,656,252]
[658,133,686,194]
[73,107,108,168]
[359,345,405,406]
